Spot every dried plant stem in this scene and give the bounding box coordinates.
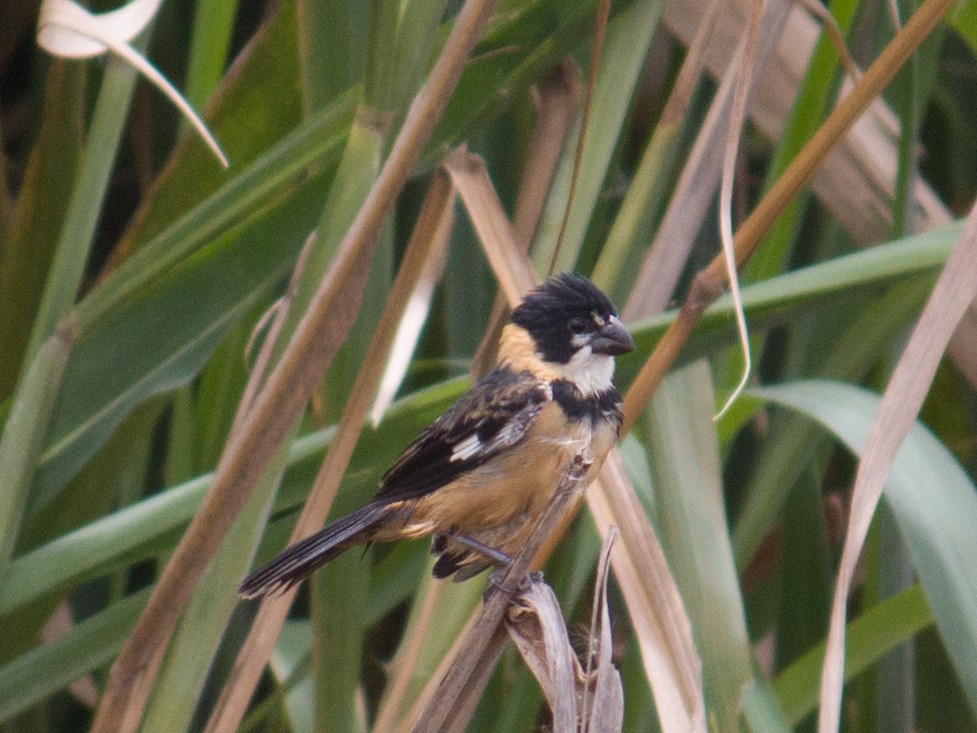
[411,455,591,733]
[90,2,500,730]
[203,172,456,733]
[472,61,581,375]
[622,0,954,432]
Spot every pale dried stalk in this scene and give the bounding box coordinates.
[514,61,583,250]
[549,0,610,276]
[661,0,949,243]
[582,526,624,733]
[714,0,765,417]
[506,581,581,731]
[444,154,705,732]
[504,528,623,733]
[90,1,501,729]
[238,231,317,427]
[443,148,539,301]
[472,61,581,376]
[204,172,456,733]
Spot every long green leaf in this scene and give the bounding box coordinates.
[754,380,977,716]
[0,590,150,723]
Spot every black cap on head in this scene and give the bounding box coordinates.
[510,273,625,364]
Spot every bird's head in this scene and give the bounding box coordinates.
[503,273,634,395]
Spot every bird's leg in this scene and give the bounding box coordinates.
[447,532,537,599]
[451,532,514,567]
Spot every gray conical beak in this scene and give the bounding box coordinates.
[591,315,634,356]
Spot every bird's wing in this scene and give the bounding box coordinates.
[374,368,550,503]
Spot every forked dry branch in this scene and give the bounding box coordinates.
[411,453,592,733]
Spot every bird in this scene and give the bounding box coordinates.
[239,273,634,599]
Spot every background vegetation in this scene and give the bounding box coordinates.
[1,0,976,730]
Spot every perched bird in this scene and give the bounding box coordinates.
[239,273,634,598]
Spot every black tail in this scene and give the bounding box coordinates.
[239,502,391,599]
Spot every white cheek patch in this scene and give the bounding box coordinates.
[556,346,615,396]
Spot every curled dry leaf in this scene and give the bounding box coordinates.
[37,0,228,166]
[503,528,623,733]
[505,582,580,731]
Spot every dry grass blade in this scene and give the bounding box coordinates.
[370,216,451,424]
[472,61,581,375]
[502,526,623,733]
[373,578,473,732]
[237,231,316,425]
[660,0,949,245]
[443,147,540,299]
[513,60,583,250]
[622,0,955,433]
[948,305,977,387]
[410,455,592,733]
[795,0,861,81]
[41,603,98,708]
[715,0,764,417]
[818,201,977,731]
[582,527,624,733]
[203,171,456,733]
[502,530,622,733]
[658,0,723,129]
[90,1,501,729]
[624,0,793,320]
[587,451,705,732]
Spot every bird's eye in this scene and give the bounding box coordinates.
[568,317,589,335]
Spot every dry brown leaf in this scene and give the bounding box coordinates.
[506,582,581,731]
[715,0,765,416]
[583,527,624,733]
[513,60,583,250]
[42,602,98,708]
[587,451,706,732]
[502,530,624,733]
[622,0,955,432]
[443,147,539,300]
[819,197,977,731]
[471,60,583,376]
[549,0,610,276]
[370,212,452,424]
[658,0,723,129]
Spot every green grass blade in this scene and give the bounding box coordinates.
[0,590,150,723]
